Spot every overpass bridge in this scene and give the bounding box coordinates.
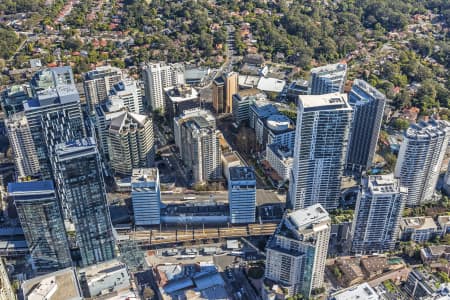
[117,223,278,248]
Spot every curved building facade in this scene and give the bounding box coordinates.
[394,119,450,206]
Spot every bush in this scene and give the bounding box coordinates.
[247,266,264,279]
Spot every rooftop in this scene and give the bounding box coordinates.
[405,119,450,140]
[422,245,450,260]
[235,88,261,98]
[238,75,260,87]
[360,256,389,274]
[84,65,121,80]
[367,174,407,194]
[28,276,57,300]
[311,62,347,75]
[184,66,209,80]
[401,216,437,230]
[438,215,450,227]
[110,79,139,96]
[351,79,386,103]
[287,204,330,230]
[22,268,82,300]
[8,180,54,194]
[267,143,293,161]
[299,93,351,112]
[164,85,199,102]
[229,166,256,181]
[54,137,98,159]
[131,168,159,183]
[331,282,379,300]
[250,101,278,117]
[257,77,286,93]
[178,108,216,126]
[78,259,127,281]
[108,110,148,133]
[156,262,227,298]
[265,114,294,132]
[222,151,242,164]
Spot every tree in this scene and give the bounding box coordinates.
[333,266,342,280]
[392,118,410,131]
[143,287,155,299]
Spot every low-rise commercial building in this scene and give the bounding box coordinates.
[329,282,379,300]
[21,268,82,300]
[78,259,131,299]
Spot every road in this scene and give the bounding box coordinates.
[119,223,278,246]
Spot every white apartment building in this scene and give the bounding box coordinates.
[309,63,347,95]
[142,62,184,112]
[5,112,40,179]
[395,119,450,206]
[265,204,331,297]
[83,66,123,114]
[266,143,293,182]
[108,111,154,176]
[288,93,353,210]
[108,79,144,114]
[351,174,407,254]
[174,109,221,183]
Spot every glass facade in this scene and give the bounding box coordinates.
[54,139,115,266]
[9,181,72,271]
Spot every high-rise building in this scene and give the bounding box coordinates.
[351,174,407,254]
[443,161,450,195]
[394,119,450,206]
[5,113,40,179]
[309,63,347,95]
[8,181,72,271]
[164,85,200,124]
[83,66,123,114]
[108,79,144,114]
[142,62,185,112]
[213,72,238,114]
[212,77,225,114]
[228,167,256,224]
[174,109,222,183]
[265,204,331,298]
[288,93,353,210]
[346,79,386,171]
[108,111,154,176]
[0,84,29,117]
[131,168,161,225]
[53,138,115,267]
[24,67,86,179]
